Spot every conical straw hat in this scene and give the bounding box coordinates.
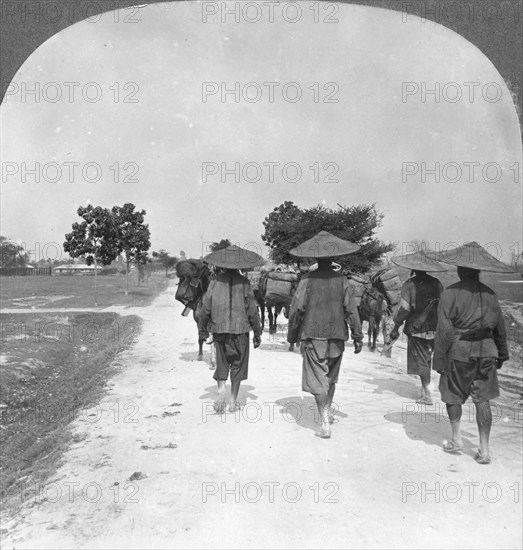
[203,245,266,269]
[289,231,360,258]
[427,242,514,273]
[391,251,447,272]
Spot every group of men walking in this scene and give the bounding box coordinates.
[199,232,511,464]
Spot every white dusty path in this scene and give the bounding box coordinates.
[1,282,522,549]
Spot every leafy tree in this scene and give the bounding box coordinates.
[209,238,231,252]
[63,205,121,302]
[152,249,178,276]
[111,203,151,295]
[0,236,29,267]
[261,202,307,266]
[261,201,394,274]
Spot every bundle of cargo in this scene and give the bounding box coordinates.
[175,259,210,315]
[175,258,201,279]
[260,263,276,273]
[275,264,297,273]
[265,271,299,303]
[344,272,369,307]
[370,267,402,306]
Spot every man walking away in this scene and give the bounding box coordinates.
[433,242,511,464]
[200,245,264,413]
[287,231,363,439]
[389,251,446,405]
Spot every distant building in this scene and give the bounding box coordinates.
[54,264,102,275]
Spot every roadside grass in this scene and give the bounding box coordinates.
[0,272,171,309]
[0,311,141,511]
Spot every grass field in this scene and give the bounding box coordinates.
[0,272,171,309]
[0,273,171,508]
[0,311,142,501]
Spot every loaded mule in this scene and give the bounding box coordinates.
[245,268,267,330]
[259,266,300,351]
[346,268,401,351]
[175,259,216,366]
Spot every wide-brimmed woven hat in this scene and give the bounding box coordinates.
[427,242,514,273]
[203,245,266,269]
[391,251,447,272]
[289,231,360,258]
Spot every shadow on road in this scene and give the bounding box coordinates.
[365,378,421,400]
[179,350,214,367]
[257,341,298,353]
[198,384,259,404]
[384,409,477,457]
[275,395,349,432]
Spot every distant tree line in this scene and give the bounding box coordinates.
[0,236,29,267]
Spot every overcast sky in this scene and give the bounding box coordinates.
[1,1,521,263]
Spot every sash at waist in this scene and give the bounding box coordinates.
[456,328,493,341]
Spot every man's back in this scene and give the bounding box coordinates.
[201,270,260,335]
[441,279,501,330]
[398,273,443,333]
[435,278,507,363]
[290,266,361,341]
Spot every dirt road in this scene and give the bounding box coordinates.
[2,281,522,549]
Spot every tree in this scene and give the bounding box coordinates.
[111,203,151,295]
[209,238,231,252]
[152,249,178,276]
[0,236,29,267]
[261,201,394,274]
[136,251,151,286]
[63,205,121,303]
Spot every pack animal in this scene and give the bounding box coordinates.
[358,287,388,351]
[369,267,402,351]
[245,270,267,329]
[175,259,213,361]
[259,269,300,351]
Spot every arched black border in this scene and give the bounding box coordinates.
[1,0,522,114]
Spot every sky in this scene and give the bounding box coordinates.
[1,1,521,264]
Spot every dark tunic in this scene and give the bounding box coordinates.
[200,271,261,337]
[433,279,508,367]
[287,266,363,343]
[200,270,262,383]
[287,265,363,395]
[433,278,508,404]
[393,273,443,376]
[393,273,443,338]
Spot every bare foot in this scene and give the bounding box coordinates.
[474,450,491,464]
[443,440,463,453]
[213,392,226,414]
[228,402,241,413]
[328,411,339,424]
[416,397,434,405]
